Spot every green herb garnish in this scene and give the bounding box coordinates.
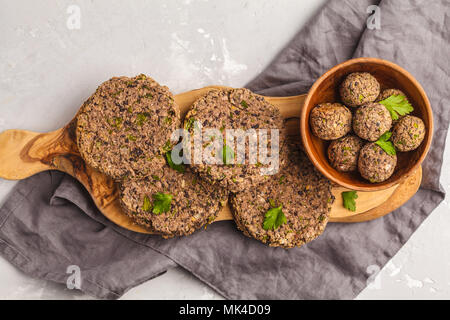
[342,191,358,212]
[166,151,185,173]
[240,100,249,109]
[152,192,173,214]
[379,95,413,120]
[263,204,286,230]
[375,131,396,155]
[221,144,234,165]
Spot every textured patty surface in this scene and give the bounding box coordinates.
[230,140,334,248]
[119,165,228,238]
[76,74,180,180]
[184,88,286,193]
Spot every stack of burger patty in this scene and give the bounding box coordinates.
[76,76,334,246]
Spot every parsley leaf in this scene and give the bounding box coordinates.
[379,95,413,120]
[375,131,396,155]
[166,151,185,173]
[240,100,249,109]
[142,196,152,212]
[152,192,173,214]
[379,131,392,140]
[221,144,234,165]
[263,205,287,230]
[342,191,358,212]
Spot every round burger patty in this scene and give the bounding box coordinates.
[119,164,228,238]
[76,74,180,180]
[184,88,286,193]
[230,140,334,248]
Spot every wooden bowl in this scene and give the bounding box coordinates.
[300,57,433,191]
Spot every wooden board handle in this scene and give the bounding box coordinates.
[0,127,75,180]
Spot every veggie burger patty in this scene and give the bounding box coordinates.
[119,164,228,238]
[184,88,286,193]
[76,74,180,180]
[230,139,334,248]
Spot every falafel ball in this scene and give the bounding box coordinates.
[376,88,408,102]
[310,103,352,140]
[358,143,397,183]
[391,115,426,152]
[339,72,380,107]
[327,135,364,172]
[353,102,392,141]
[376,88,410,124]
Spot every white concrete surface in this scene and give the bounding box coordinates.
[0,0,449,300]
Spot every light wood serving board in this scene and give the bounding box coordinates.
[0,86,422,234]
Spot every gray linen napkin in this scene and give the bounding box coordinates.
[0,0,448,299]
